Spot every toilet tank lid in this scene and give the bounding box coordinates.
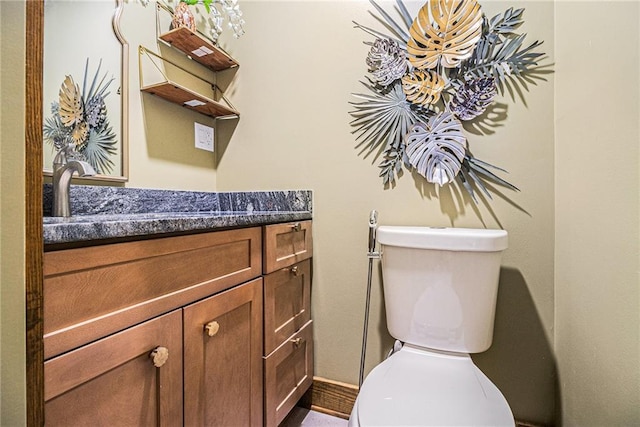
[376,226,508,252]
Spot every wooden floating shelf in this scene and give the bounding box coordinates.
[141,81,239,119]
[159,27,238,71]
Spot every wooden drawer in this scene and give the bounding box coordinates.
[44,310,183,426]
[263,220,312,274]
[264,320,313,427]
[264,259,311,355]
[44,227,262,359]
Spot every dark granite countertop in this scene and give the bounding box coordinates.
[43,185,313,245]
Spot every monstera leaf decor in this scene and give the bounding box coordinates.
[58,76,84,129]
[406,111,466,186]
[407,0,483,70]
[350,0,547,203]
[402,70,445,106]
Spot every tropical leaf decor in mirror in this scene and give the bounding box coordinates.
[44,59,117,175]
[350,0,546,203]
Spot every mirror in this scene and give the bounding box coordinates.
[43,0,128,182]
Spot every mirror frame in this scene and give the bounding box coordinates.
[42,0,129,182]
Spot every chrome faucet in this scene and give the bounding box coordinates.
[52,146,96,217]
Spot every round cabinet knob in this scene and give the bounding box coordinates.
[290,337,303,348]
[150,346,169,368]
[205,321,220,337]
[290,266,300,277]
[291,222,302,232]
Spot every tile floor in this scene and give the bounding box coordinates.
[280,406,349,427]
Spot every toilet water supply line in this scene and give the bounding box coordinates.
[359,210,380,388]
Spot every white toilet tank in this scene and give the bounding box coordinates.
[377,226,508,354]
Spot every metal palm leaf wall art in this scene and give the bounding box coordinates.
[350,0,547,204]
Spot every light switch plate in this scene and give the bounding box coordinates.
[194,122,214,152]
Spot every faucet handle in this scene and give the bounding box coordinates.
[53,147,69,169]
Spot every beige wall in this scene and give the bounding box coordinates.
[0,1,27,425]
[555,1,640,425]
[216,1,556,424]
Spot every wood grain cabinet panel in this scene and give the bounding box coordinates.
[264,321,314,427]
[44,228,262,359]
[263,221,312,274]
[44,310,183,427]
[184,278,263,427]
[264,259,312,355]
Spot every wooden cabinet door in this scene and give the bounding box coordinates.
[44,310,183,427]
[184,278,264,426]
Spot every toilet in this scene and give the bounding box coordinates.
[349,226,514,426]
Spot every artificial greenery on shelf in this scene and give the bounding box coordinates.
[350,0,547,203]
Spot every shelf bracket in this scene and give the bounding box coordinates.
[138,45,239,119]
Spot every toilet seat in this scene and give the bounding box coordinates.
[350,345,514,427]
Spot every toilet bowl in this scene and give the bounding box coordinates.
[348,344,513,426]
[349,226,513,426]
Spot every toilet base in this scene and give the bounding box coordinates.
[349,345,514,427]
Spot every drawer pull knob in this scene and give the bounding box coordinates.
[290,266,300,276]
[291,222,302,232]
[205,321,220,337]
[291,337,303,348]
[150,346,169,368]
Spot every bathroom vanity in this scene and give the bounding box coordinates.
[42,186,313,426]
